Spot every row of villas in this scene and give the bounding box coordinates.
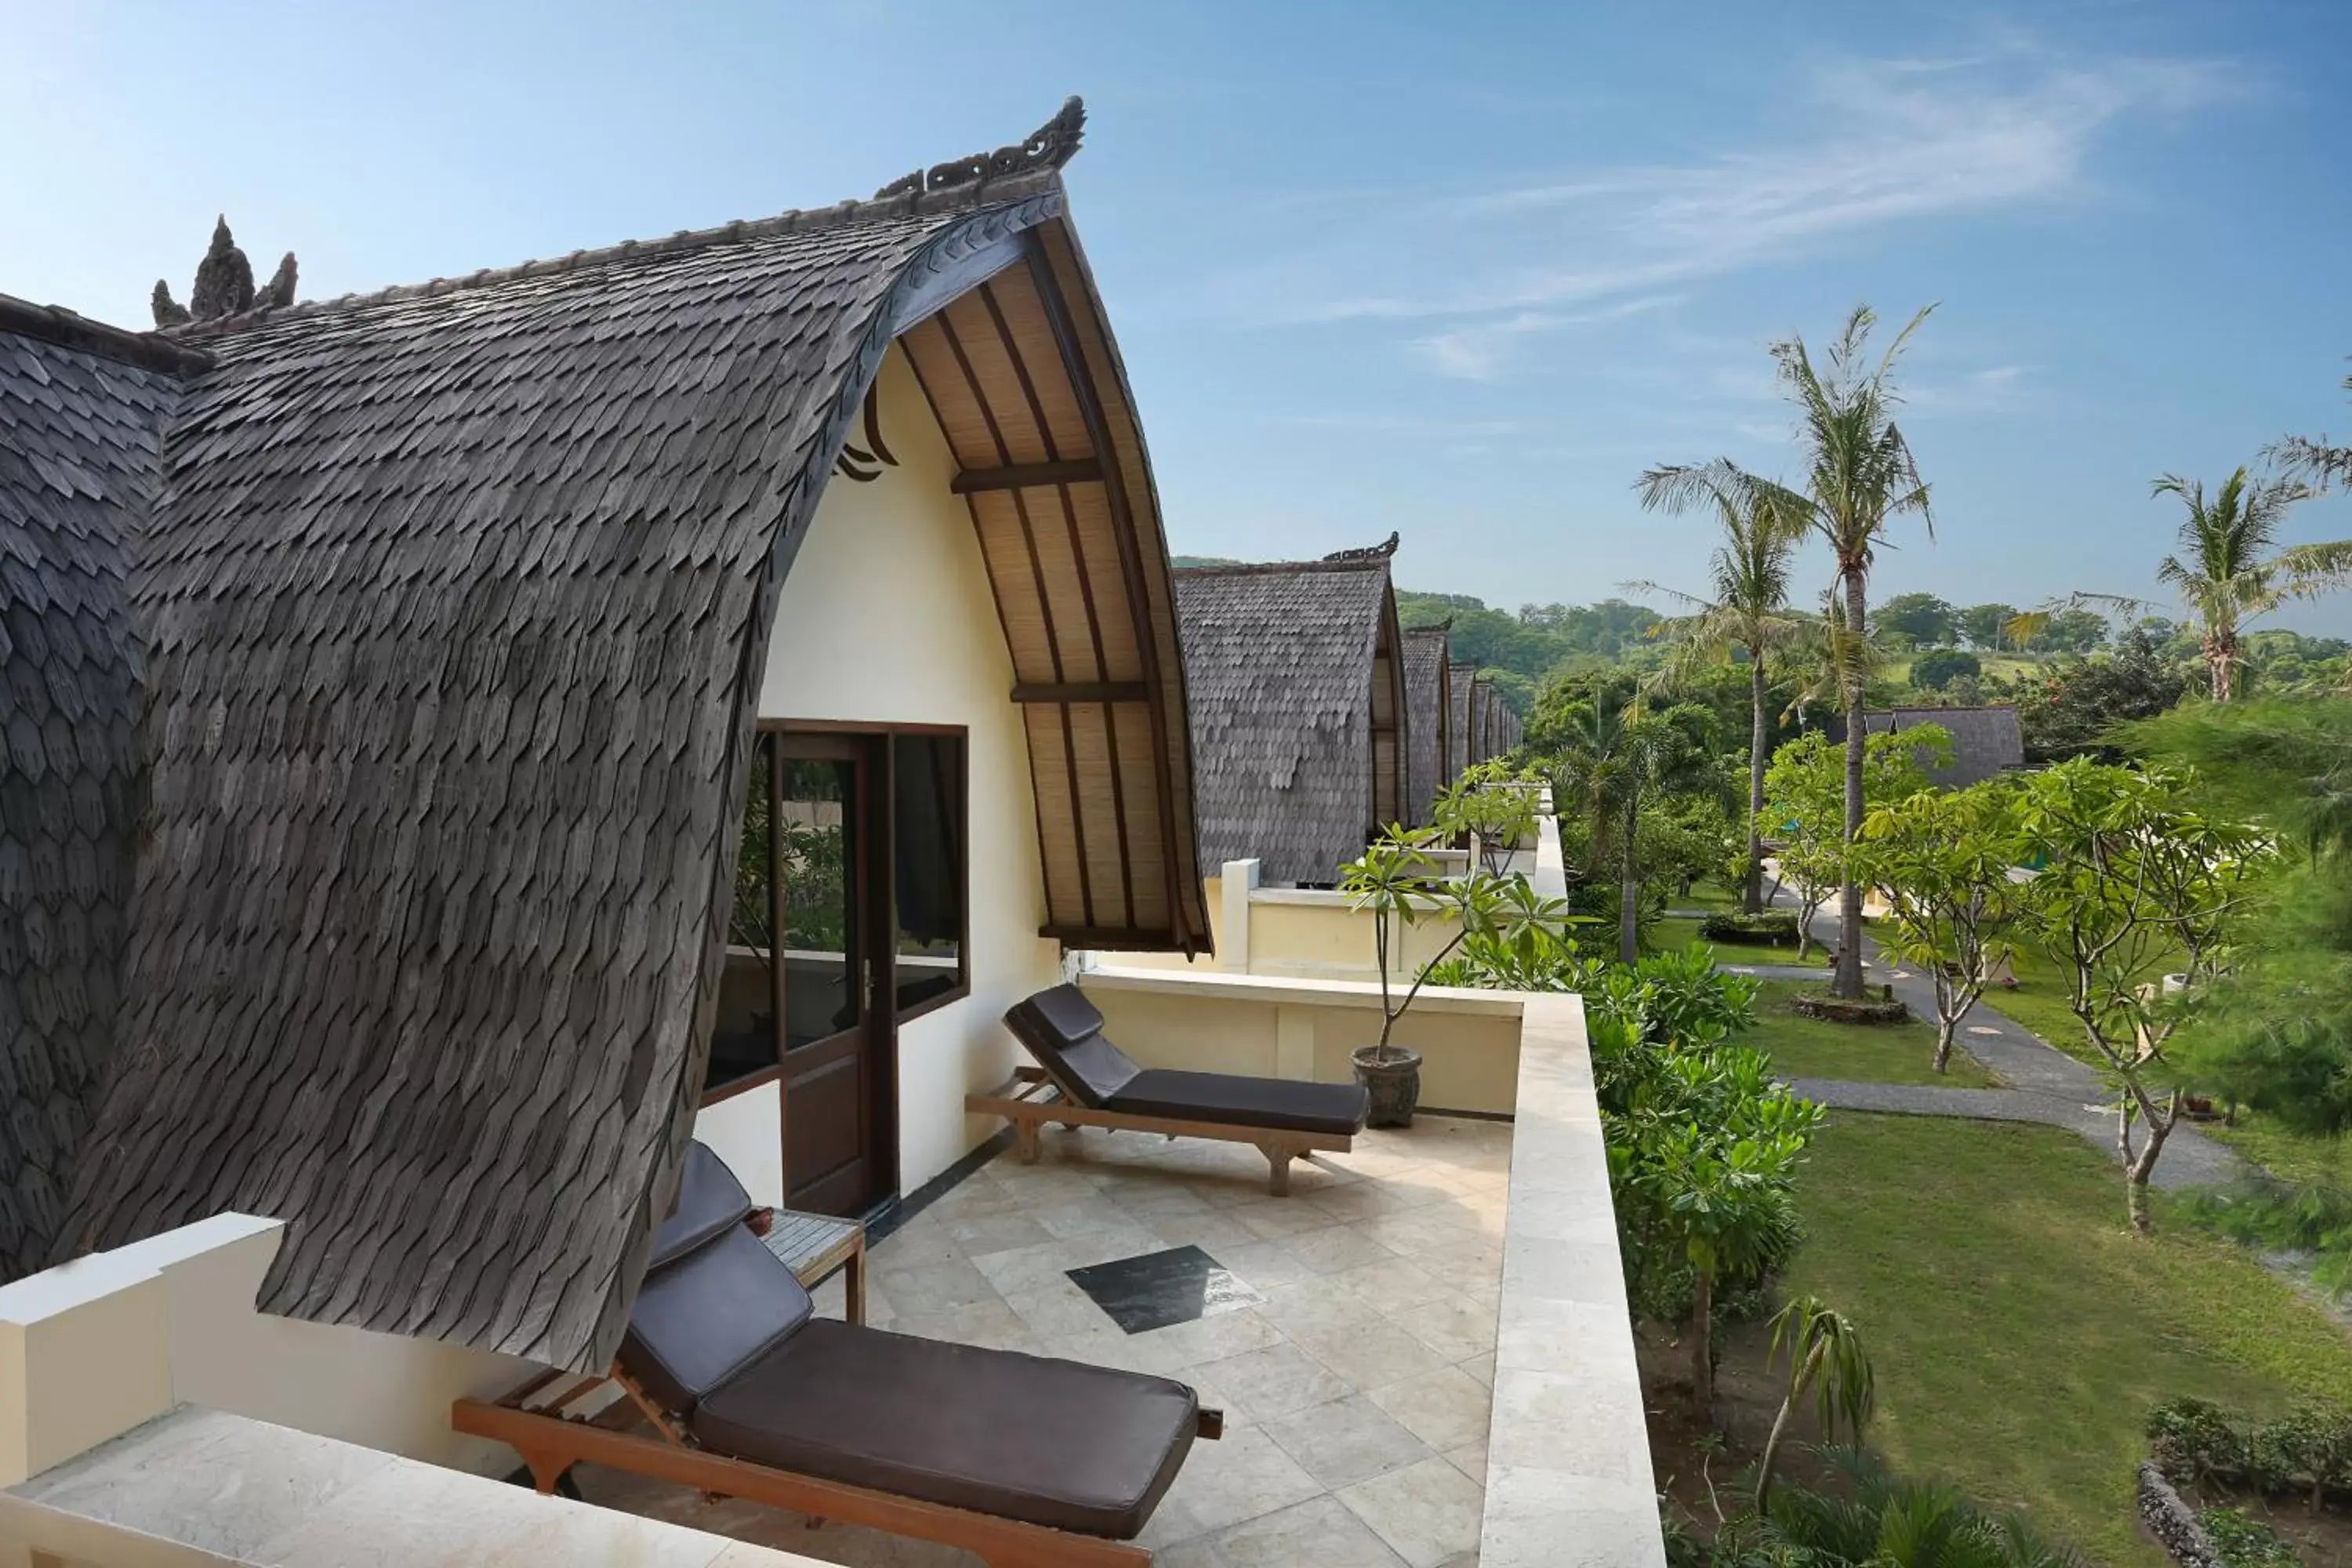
[0,103,1650,1567]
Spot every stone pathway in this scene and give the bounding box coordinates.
[1728,899,2241,1191]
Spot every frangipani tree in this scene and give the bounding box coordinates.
[1762,728,1946,964]
[1855,782,2027,1074]
[1340,823,1572,1065]
[2014,760,2271,1231]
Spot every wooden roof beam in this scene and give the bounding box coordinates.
[949,457,1104,494]
[1011,681,1149,704]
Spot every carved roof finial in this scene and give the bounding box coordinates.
[189,215,256,321]
[876,96,1087,201]
[151,280,191,329]
[257,252,299,311]
[1323,532,1401,564]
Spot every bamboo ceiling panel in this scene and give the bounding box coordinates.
[901,254,1205,950]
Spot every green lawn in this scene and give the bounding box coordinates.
[1650,916,1706,953]
[1744,980,1998,1087]
[1785,1114,2352,1565]
[1675,879,1748,914]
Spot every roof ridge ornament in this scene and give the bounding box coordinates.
[1322,532,1400,564]
[876,97,1087,200]
[154,216,298,328]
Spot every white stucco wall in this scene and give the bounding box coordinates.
[694,347,1058,1200]
[0,1215,533,1483]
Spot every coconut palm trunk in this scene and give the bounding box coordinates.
[1620,794,1642,964]
[1835,569,1870,998]
[1746,657,1769,914]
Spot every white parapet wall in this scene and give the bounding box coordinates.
[1081,964,1523,1116]
[0,1216,837,1565]
[1482,993,1666,1566]
[0,1213,539,1484]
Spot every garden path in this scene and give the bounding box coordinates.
[1716,899,2240,1190]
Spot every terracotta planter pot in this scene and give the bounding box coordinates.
[1352,1044,1424,1129]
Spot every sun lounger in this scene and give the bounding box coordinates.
[971,985,1371,1195]
[454,1142,1216,1566]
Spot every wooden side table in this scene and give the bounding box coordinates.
[757,1208,867,1324]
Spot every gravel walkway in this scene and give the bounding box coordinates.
[1729,897,2241,1191]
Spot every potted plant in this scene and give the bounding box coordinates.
[1339,822,1568,1126]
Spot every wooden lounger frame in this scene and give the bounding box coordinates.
[456,1366,1222,1568]
[966,1067,1353,1196]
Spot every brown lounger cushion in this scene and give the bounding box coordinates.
[1108,1069,1370,1138]
[1004,984,1142,1107]
[692,1319,1198,1540]
[622,1147,815,1414]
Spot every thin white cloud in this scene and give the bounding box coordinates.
[1414,295,1683,381]
[1221,42,2236,378]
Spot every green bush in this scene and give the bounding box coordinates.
[2148,1393,2352,1508]
[2198,1506,2300,1567]
[2148,1396,2250,1486]
[1698,909,1802,945]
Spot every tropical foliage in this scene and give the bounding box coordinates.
[1551,684,1726,961]
[1631,461,1807,913]
[2012,759,2272,1229]
[1762,728,1946,960]
[1854,782,2028,1074]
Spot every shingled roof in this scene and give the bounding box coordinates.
[1834,704,2025,789]
[1177,549,1407,884]
[4,100,1207,1370]
[1447,661,1476,784]
[1400,626,1451,826]
[0,300,201,1281]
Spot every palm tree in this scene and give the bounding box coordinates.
[2152,466,2342,702]
[2270,364,2351,494]
[1645,305,1935,999]
[1744,1447,2086,1567]
[1754,1294,1873,1509]
[1550,686,1719,962]
[1628,465,1806,913]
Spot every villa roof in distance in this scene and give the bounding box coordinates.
[1829,704,2025,789]
[0,300,190,1282]
[9,99,1207,1371]
[1447,662,1476,782]
[1177,543,1407,884]
[1400,626,1451,826]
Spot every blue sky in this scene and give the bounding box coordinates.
[6,0,2348,630]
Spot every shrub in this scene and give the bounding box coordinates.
[2198,1507,2299,1567]
[2148,1394,2352,1509]
[2148,1396,2251,1487]
[1699,909,1802,945]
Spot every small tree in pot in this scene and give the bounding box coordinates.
[1340,824,1570,1126]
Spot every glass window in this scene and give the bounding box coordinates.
[892,733,966,1014]
[779,757,862,1049]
